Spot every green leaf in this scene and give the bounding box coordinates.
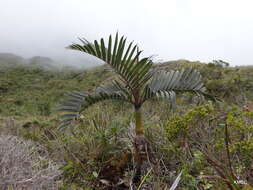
[58,82,131,129]
[92,171,98,178]
[142,68,213,106]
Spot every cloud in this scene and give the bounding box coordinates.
[0,0,252,66]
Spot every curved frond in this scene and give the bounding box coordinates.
[149,68,205,92]
[142,68,211,107]
[142,85,177,109]
[58,81,131,129]
[68,33,153,89]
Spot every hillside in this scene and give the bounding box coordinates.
[0,58,253,189]
[1,57,252,118]
[0,53,60,70]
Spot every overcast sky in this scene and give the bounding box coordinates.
[0,0,253,66]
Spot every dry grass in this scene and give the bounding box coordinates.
[0,135,62,190]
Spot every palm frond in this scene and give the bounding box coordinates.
[142,85,177,109]
[142,68,211,107]
[58,81,131,129]
[68,33,153,89]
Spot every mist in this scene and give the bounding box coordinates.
[1,0,253,67]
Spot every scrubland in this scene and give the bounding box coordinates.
[0,59,253,190]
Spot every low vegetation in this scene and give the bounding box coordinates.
[0,40,253,189]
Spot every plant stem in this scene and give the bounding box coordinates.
[137,168,152,190]
[133,106,146,184]
[135,107,144,135]
[224,122,236,180]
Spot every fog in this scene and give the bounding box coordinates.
[0,0,253,66]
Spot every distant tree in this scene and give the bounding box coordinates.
[208,60,229,68]
[58,33,211,181]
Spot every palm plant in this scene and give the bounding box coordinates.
[58,33,211,181]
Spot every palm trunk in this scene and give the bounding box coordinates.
[133,106,146,183]
[135,107,144,135]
